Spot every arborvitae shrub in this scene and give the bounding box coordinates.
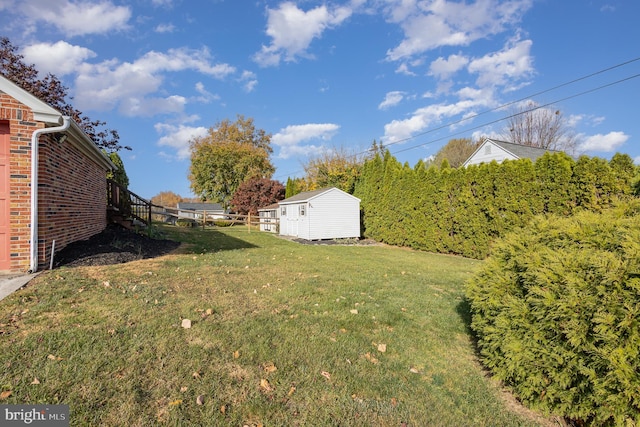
[465,201,640,425]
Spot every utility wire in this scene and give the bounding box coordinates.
[274,56,640,180]
[391,72,640,155]
[382,56,640,149]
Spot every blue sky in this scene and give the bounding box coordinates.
[1,0,639,199]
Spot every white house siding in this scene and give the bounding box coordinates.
[464,141,518,166]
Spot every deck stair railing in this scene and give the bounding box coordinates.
[107,179,152,227]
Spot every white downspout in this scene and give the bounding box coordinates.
[29,116,71,273]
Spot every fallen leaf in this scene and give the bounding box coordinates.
[0,390,11,400]
[321,371,331,380]
[364,353,379,364]
[409,367,420,374]
[196,395,205,405]
[47,354,62,361]
[169,399,182,406]
[180,386,188,393]
[260,379,273,392]
[31,378,40,385]
[220,404,226,414]
[263,362,277,373]
[288,386,296,396]
[206,308,213,315]
[233,350,240,359]
[391,397,398,407]
[103,281,111,287]
[350,309,358,314]
[192,371,201,379]
[377,343,387,353]
[181,319,192,329]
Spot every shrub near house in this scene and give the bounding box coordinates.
[465,201,640,426]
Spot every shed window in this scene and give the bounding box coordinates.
[281,207,286,216]
[299,205,306,216]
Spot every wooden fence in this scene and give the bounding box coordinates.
[150,206,279,231]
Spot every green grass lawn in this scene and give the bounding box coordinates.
[0,225,557,426]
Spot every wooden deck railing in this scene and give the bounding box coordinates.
[107,179,152,226]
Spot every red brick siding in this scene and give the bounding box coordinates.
[1,92,108,272]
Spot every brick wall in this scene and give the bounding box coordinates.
[1,93,108,272]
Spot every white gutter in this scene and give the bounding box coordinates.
[29,117,71,273]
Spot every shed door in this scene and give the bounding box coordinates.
[0,123,10,270]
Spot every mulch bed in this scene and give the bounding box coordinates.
[53,224,181,268]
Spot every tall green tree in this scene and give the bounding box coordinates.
[105,151,129,188]
[302,147,364,194]
[432,138,482,168]
[285,177,305,198]
[188,115,274,209]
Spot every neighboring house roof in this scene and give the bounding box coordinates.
[463,138,563,167]
[177,202,225,212]
[278,187,360,205]
[0,74,114,171]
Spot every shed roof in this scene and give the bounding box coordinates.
[278,187,360,205]
[258,202,280,211]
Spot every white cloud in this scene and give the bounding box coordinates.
[272,123,340,159]
[395,63,416,76]
[155,23,176,33]
[121,95,187,117]
[382,98,490,144]
[21,40,96,76]
[385,0,533,61]
[73,47,235,115]
[634,156,640,165]
[193,82,219,103]
[467,38,534,89]
[239,70,258,92]
[428,54,469,79]
[579,131,629,152]
[18,0,131,37]
[152,0,174,6]
[253,2,353,67]
[155,123,209,160]
[378,91,405,110]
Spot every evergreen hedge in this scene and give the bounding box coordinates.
[354,152,637,259]
[465,202,640,425]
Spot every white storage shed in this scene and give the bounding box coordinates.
[278,187,361,240]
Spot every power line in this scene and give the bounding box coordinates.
[382,55,640,149]
[391,72,640,155]
[273,56,640,180]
